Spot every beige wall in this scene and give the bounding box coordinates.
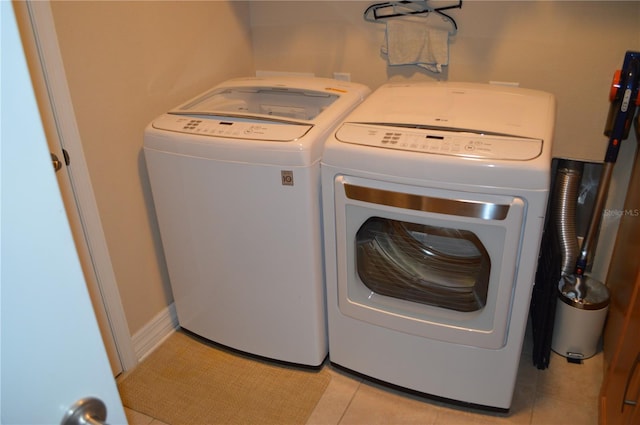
[50,1,254,335]
[250,1,640,162]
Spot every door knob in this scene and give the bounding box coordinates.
[61,397,108,425]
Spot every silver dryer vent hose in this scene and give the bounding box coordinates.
[554,161,583,278]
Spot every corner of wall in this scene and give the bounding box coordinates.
[131,303,179,364]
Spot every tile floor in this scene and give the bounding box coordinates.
[122,328,603,425]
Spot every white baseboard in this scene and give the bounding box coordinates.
[131,303,179,362]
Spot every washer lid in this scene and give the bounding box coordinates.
[173,86,340,122]
[152,85,342,142]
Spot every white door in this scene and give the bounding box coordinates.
[11,0,137,375]
[1,4,127,424]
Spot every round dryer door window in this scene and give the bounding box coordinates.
[355,217,491,313]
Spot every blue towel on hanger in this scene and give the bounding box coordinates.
[381,17,450,73]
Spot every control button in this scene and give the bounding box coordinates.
[183,119,202,131]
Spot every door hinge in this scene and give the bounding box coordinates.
[63,148,70,166]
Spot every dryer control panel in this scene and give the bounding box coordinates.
[152,114,313,142]
[335,123,543,160]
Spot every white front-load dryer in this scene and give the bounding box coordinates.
[144,77,370,366]
[321,82,555,408]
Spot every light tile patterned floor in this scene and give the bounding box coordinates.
[123,331,603,425]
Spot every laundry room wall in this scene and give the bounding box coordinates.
[48,1,254,337]
[249,1,640,163]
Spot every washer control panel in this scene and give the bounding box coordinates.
[152,114,313,142]
[335,123,543,160]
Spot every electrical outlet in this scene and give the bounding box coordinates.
[333,72,351,82]
[489,81,520,87]
[255,70,315,78]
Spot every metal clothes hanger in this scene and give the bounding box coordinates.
[363,1,462,34]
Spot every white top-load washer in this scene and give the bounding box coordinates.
[144,77,370,366]
[321,82,555,409]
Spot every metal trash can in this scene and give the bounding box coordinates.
[551,276,610,360]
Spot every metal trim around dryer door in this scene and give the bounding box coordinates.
[344,184,511,220]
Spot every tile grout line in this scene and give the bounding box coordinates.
[336,380,363,425]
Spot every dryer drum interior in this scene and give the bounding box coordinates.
[356,217,491,312]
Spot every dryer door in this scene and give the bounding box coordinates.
[334,175,525,350]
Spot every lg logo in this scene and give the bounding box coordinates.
[281,170,294,186]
